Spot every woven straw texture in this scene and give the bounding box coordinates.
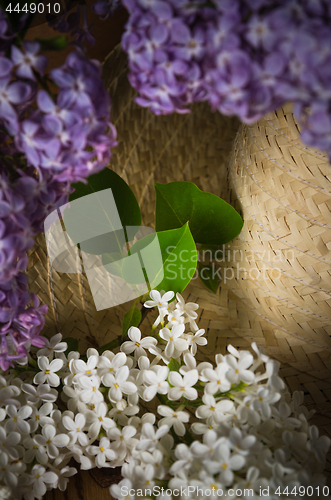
[27,46,331,481]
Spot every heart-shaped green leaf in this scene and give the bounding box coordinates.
[122,305,142,339]
[155,182,243,246]
[121,223,197,295]
[62,169,141,255]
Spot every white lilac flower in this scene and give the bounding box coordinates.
[21,383,57,404]
[190,429,225,458]
[168,470,190,492]
[140,449,165,479]
[203,363,231,394]
[97,352,127,377]
[108,399,139,426]
[180,352,212,381]
[56,466,77,491]
[29,402,54,433]
[22,436,48,465]
[34,357,63,387]
[0,452,22,488]
[158,406,189,436]
[159,325,188,358]
[128,413,156,435]
[62,413,89,446]
[87,437,117,468]
[227,428,256,456]
[34,424,69,458]
[166,309,185,328]
[62,385,86,412]
[144,290,174,311]
[0,427,20,459]
[28,464,59,497]
[175,293,199,321]
[37,333,67,358]
[102,365,137,403]
[307,425,331,463]
[190,418,218,435]
[185,328,207,356]
[135,423,170,452]
[168,370,198,401]
[214,444,245,485]
[84,402,116,439]
[107,425,137,459]
[169,443,193,472]
[133,464,155,490]
[282,430,308,462]
[271,402,301,429]
[236,467,270,498]
[196,394,234,423]
[121,327,158,358]
[130,355,150,387]
[71,355,99,381]
[224,350,255,385]
[0,387,20,407]
[252,387,281,418]
[4,404,32,434]
[76,375,104,405]
[110,478,135,500]
[143,365,169,401]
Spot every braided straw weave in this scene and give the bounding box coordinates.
[27,46,331,479]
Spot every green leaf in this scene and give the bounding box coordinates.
[198,262,219,294]
[168,358,181,372]
[63,337,79,355]
[199,244,222,261]
[155,181,243,246]
[62,169,141,255]
[37,35,67,51]
[121,223,197,295]
[122,305,142,339]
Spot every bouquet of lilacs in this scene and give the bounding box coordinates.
[0,290,329,500]
[0,7,117,370]
[121,0,331,158]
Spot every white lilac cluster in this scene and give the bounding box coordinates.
[0,292,329,500]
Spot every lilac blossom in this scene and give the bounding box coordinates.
[122,0,331,160]
[15,48,117,183]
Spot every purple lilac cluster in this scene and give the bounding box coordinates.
[0,9,117,369]
[15,48,117,183]
[122,0,331,158]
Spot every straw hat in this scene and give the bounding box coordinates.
[28,45,331,487]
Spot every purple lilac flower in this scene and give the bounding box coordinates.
[11,42,48,81]
[122,0,331,159]
[92,0,121,20]
[0,274,47,371]
[15,48,117,184]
